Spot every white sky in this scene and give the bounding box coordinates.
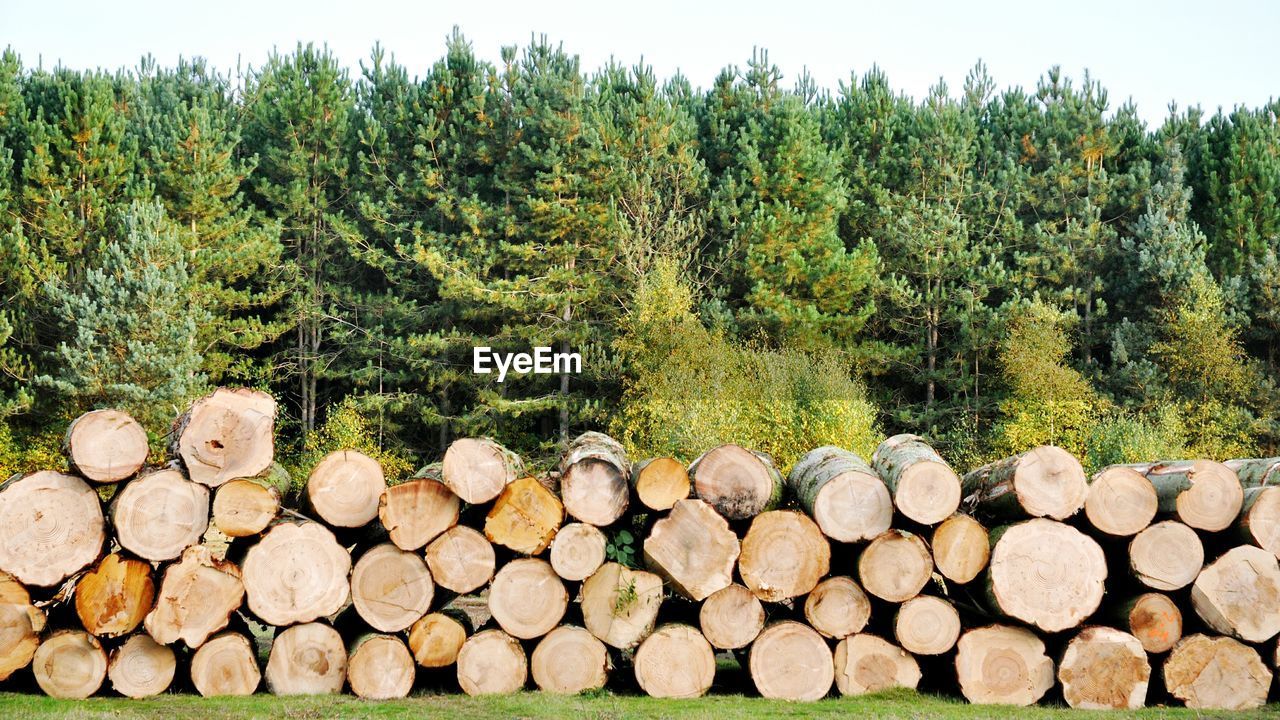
[2,0,1277,127]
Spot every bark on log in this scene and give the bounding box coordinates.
[1225,456,1280,488]
[634,624,715,699]
[1113,592,1182,654]
[190,631,261,697]
[64,409,148,483]
[961,445,1087,520]
[559,432,630,527]
[144,545,245,647]
[857,530,931,603]
[347,634,414,699]
[580,562,663,650]
[643,498,739,600]
[549,522,606,582]
[378,476,459,551]
[787,446,892,542]
[1163,634,1272,711]
[456,629,527,695]
[931,513,989,584]
[630,457,690,512]
[1238,485,1280,558]
[531,625,609,694]
[265,622,347,695]
[894,595,960,655]
[488,558,567,640]
[1084,466,1157,537]
[408,611,468,669]
[111,468,210,562]
[1190,544,1280,643]
[986,519,1106,632]
[954,624,1054,706]
[1129,520,1203,591]
[350,543,434,633]
[75,553,154,638]
[306,449,386,528]
[0,471,105,587]
[424,525,494,594]
[699,583,764,650]
[241,519,351,627]
[107,632,176,698]
[442,437,523,505]
[1125,460,1243,532]
[0,572,45,680]
[1057,626,1150,710]
[689,444,783,521]
[803,576,871,640]
[212,464,291,538]
[31,629,107,699]
[484,476,564,554]
[748,621,834,701]
[872,434,962,525]
[171,387,276,488]
[739,510,830,602]
[833,633,921,696]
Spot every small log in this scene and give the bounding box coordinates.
[986,519,1106,632]
[265,622,347,695]
[643,498,739,601]
[31,629,107,699]
[107,632,176,698]
[241,519,351,626]
[1129,520,1203,591]
[857,530,931,603]
[305,449,386,528]
[803,576,871,640]
[75,553,154,638]
[833,633,921,696]
[1125,459,1243,532]
[580,562,663,649]
[484,476,564,554]
[739,510,830,602]
[456,629,527,695]
[1111,593,1182,654]
[1084,466,1157,537]
[408,612,468,668]
[549,522,606,581]
[559,432,630,526]
[700,583,764,650]
[488,558,567,640]
[171,387,276,488]
[441,437,523,504]
[634,624,715,699]
[748,621,834,701]
[894,595,960,655]
[0,470,105,587]
[1238,485,1280,557]
[212,464,291,538]
[531,625,609,694]
[64,409,148,483]
[347,634,415,699]
[961,445,1087,520]
[1163,634,1272,711]
[630,457,690,511]
[111,467,210,562]
[787,446,893,542]
[378,476,459,551]
[0,572,45,680]
[954,624,1054,706]
[688,444,783,520]
[144,545,245,647]
[350,543,434,633]
[1190,544,1280,643]
[931,513,989,584]
[1058,626,1149,709]
[424,525,494,594]
[190,631,261,697]
[872,434,962,525]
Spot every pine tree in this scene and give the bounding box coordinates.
[0,50,29,415]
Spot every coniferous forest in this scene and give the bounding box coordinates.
[1,33,1278,479]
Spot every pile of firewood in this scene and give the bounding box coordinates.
[0,387,1277,710]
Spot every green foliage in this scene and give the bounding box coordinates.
[285,395,416,490]
[0,422,64,478]
[604,529,638,569]
[1085,409,1187,472]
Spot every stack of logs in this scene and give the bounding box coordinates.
[0,387,1278,711]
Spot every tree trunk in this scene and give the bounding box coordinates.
[872,434,962,525]
[700,583,764,650]
[170,387,276,488]
[64,409,148,483]
[1224,456,1280,488]
[408,611,469,669]
[832,634,921,696]
[0,572,45,680]
[190,631,261,697]
[1238,485,1280,557]
[31,630,107,699]
[559,432,630,527]
[305,449,386,528]
[350,543,434,633]
[634,624,715,699]
[347,634,415,699]
[857,529,932,603]
[378,475,459,551]
[643,498,739,601]
[424,525,494,594]
[689,444,783,521]
[441,437,523,505]
[212,464,291,538]
[1190,545,1280,643]
[74,553,154,638]
[739,510,830,602]
[580,562,664,650]
[241,519,351,626]
[531,625,609,694]
[1124,460,1243,532]
[456,629,527,695]
[144,545,245,648]
[986,519,1106,633]
[549,522,606,582]
[111,468,210,562]
[961,445,1087,520]
[894,595,960,655]
[265,622,347,695]
[107,632,176,698]
[487,558,567,640]
[787,446,892,542]
[1058,626,1150,710]
[0,470,105,587]
[1084,466,1157,537]
[954,625,1054,706]
[484,476,564,555]
[630,457,690,511]
[803,576,871,640]
[748,621,834,701]
[931,513,989,584]
[1163,634,1272,711]
[1112,592,1182,654]
[1128,520,1203,591]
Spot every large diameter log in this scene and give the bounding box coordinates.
[1163,634,1272,711]
[379,476,459,551]
[107,633,176,698]
[265,622,347,695]
[787,446,892,542]
[1190,544,1280,643]
[485,476,564,554]
[894,595,961,655]
[872,434,962,525]
[190,631,261,696]
[75,553,154,638]
[172,387,276,487]
[531,625,609,694]
[0,572,45,680]
[64,409,148,483]
[424,525,494,594]
[456,629,527,695]
[1057,627,1149,710]
[962,445,1086,520]
[31,630,107,699]
[699,583,764,650]
[748,621,834,701]
[954,624,1054,706]
[643,498,739,600]
[833,634,921,696]
[242,520,351,626]
[112,468,210,561]
[1126,459,1243,532]
[739,510,830,602]
[804,576,871,640]
[1116,593,1182,654]
[488,558,567,640]
[559,432,630,526]
[580,562,663,649]
[1239,485,1280,557]
[1129,520,1203,591]
[408,612,467,669]
[549,522,606,581]
[306,449,386,528]
[442,437,523,504]
[857,530,931,603]
[144,545,245,647]
[631,457,690,511]
[347,634,414,699]
[634,624,715,699]
[0,471,105,587]
[931,513,989,584]
[689,444,783,520]
[986,519,1106,632]
[212,464,291,538]
[351,543,434,633]
[1084,466,1157,537]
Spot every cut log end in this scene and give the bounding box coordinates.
[804,576,871,640]
[379,478,459,551]
[213,479,282,537]
[740,510,830,602]
[190,632,261,697]
[1014,446,1088,519]
[580,563,664,650]
[174,387,276,488]
[531,625,609,695]
[32,630,107,699]
[1164,634,1272,711]
[833,634,921,696]
[894,595,960,655]
[456,629,527,696]
[351,543,434,633]
[1058,627,1149,710]
[408,612,468,669]
[485,476,564,555]
[932,514,989,584]
[632,457,690,511]
[348,635,415,700]
[144,545,245,648]
[306,449,386,528]
[643,498,739,601]
[858,530,931,603]
[634,624,714,699]
[108,633,176,698]
[1125,593,1183,654]
[242,521,351,627]
[75,553,154,638]
[691,444,781,521]
[789,446,889,541]
[1241,485,1280,557]
[1173,460,1244,532]
[65,409,148,483]
[893,461,962,526]
[0,471,105,587]
[1085,466,1157,537]
[699,583,764,650]
[424,525,495,594]
[549,523,606,581]
[988,519,1106,632]
[1190,544,1280,643]
[1129,520,1203,591]
[488,558,567,640]
[0,572,45,681]
[442,437,522,505]
[113,468,210,561]
[955,625,1054,706]
[749,621,834,701]
[560,432,630,527]
[265,622,347,696]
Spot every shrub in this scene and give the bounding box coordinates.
[284,396,416,491]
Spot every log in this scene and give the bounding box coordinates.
[111,467,210,561]
[1126,459,1243,532]
[633,624,715,699]
[986,518,1106,632]
[643,498,739,601]
[803,576,871,640]
[265,622,347,695]
[378,476,459,551]
[144,545,245,647]
[739,510,830,602]
[487,558,567,640]
[700,583,764,650]
[0,572,45,680]
[954,624,1054,706]
[424,525,495,594]
[107,632,176,698]
[580,562,663,649]
[531,625,609,694]
[857,529,931,603]
[1084,466,1157,537]
[832,633,921,696]
[350,543,434,633]
[306,449,386,528]
[408,612,468,669]
[456,629,527,695]
[1225,456,1280,488]
[559,432,630,527]
[75,552,154,638]
[64,409,148,483]
[347,634,414,699]
[894,595,961,655]
[1057,626,1149,710]
[787,446,893,542]
[1163,634,1272,711]
[549,522,606,581]
[31,629,107,699]
[171,387,276,487]
[1238,485,1280,557]
[961,445,1087,520]
[484,476,564,554]
[872,434,962,525]
[630,457,690,511]
[1129,520,1203,591]
[688,444,783,521]
[748,621,834,701]
[190,631,261,696]
[212,464,291,538]
[241,520,351,626]
[0,470,105,587]
[1114,592,1182,654]
[441,437,523,505]
[931,513,989,584]
[1190,544,1280,643]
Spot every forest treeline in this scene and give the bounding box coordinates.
[0,33,1278,477]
